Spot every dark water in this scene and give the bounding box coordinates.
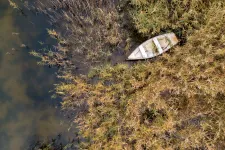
[0,0,72,149]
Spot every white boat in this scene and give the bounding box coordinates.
[127,33,179,60]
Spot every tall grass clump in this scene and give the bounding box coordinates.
[56,1,225,149]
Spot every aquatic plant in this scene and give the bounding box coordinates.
[28,136,77,150]
[8,0,18,9]
[129,0,224,39]
[24,0,225,149]
[55,1,225,149]
[29,0,124,63]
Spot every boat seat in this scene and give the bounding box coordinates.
[153,37,163,54]
[139,45,148,58]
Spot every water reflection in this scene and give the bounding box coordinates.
[0,1,71,149]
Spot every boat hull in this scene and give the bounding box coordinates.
[127,33,179,60]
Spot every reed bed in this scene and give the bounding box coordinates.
[30,0,123,65]
[27,0,225,149]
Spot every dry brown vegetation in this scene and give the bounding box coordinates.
[30,0,124,65]
[130,0,224,37]
[27,0,225,149]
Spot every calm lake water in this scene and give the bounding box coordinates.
[0,0,72,149]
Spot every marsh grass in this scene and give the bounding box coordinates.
[8,0,19,9]
[129,0,224,40]
[29,0,124,65]
[28,136,77,150]
[26,0,225,149]
[55,1,225,149]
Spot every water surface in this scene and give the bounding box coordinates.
[0,0,71,149]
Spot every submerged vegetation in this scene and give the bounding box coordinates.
[23,0,225,149]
